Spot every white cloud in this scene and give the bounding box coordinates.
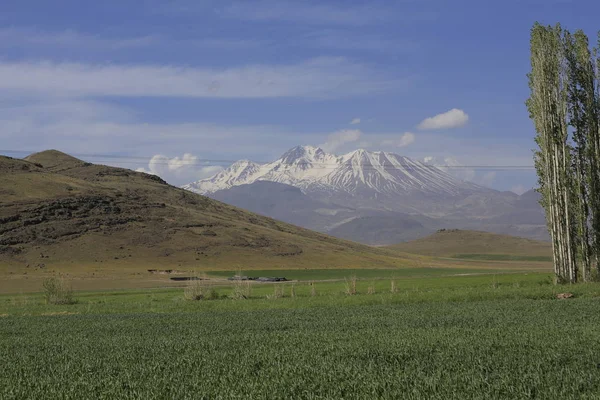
[350,118,361,125]
[320,129,362,152]
[136,153,224,185]
[356,141,373,149]
[0,58,398,99]
[382,132,415,148]
[423,156,475,181]
[0,98,308,161]
[417,109,469,130]
[422,156,496,187]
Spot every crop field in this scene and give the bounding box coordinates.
[449,254,553,262]
[2,298,600,399]
[205,267,514,281]
[2,272,600,399]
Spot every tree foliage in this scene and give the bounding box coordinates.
[528,23,600,283]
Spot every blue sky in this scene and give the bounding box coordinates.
[1,0,598,191]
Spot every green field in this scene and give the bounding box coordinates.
[205,267,515,281]
[450,254,553,262]
[3,272,600,399]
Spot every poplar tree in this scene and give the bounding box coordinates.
[528,23,600,283]
[527,23,578,283]
[564,30,597,281]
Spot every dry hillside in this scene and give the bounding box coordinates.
[388,229,552,258]
[0,151,419,275]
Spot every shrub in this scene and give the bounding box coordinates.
[367,282,376,295]
[230,280,251,300]
[344,275,357,296]
[589,269,600,283]
[491,275,499,289]
[42,277,76,305]
[205,287,220,300]
[267,285,284,300]
[184,279,204,301]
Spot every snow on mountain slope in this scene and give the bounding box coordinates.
[321,149,479,195]
[258,146,344,187]
[183,160,262,193]
[183,145,484,197]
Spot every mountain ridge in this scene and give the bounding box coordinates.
[184,146,485,199]
[186,146,548,244]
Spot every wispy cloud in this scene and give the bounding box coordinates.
[422,156,496,187]
[220,1,388,26]
[0,57,400,99]
[0,27,159,49]
[476,171,497,187]
[158,0,436,26]
[320,129,362,152]
[0,98,533,191]
[0,27,269,51]
[0,99,315,161]
[136,153,223,185]
[0,100,424,166]
[417,109,469,130]
[382,132,415,148]
[350,118,361,125]
[300,29,417,52]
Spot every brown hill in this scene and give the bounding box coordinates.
[388,229,552,260]
[25,149,87,171]
[0,151,418,277]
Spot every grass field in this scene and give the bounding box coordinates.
[205,267,517,281]
[0,272,564,315]
[450,254,553,262]
[2,271,600,399]
[0,257,544,293]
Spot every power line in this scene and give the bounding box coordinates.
[0,149,537,170]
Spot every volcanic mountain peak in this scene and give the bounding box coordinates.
[184,145,483,197]
[280,145,329,164]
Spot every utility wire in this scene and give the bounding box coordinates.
[0,149,537,170]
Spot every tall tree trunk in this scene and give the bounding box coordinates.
[528,23,578,283]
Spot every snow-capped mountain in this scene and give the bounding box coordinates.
[184,160,263,194]
[182,146,547,244]
[183,145,482,197]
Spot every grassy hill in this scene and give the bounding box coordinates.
[0,151,423,280]
[388,229,552,261]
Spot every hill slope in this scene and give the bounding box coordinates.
[0,151,419,273]
[388,229,552,259]
[210,181,350,229]
[328,214,438,245]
